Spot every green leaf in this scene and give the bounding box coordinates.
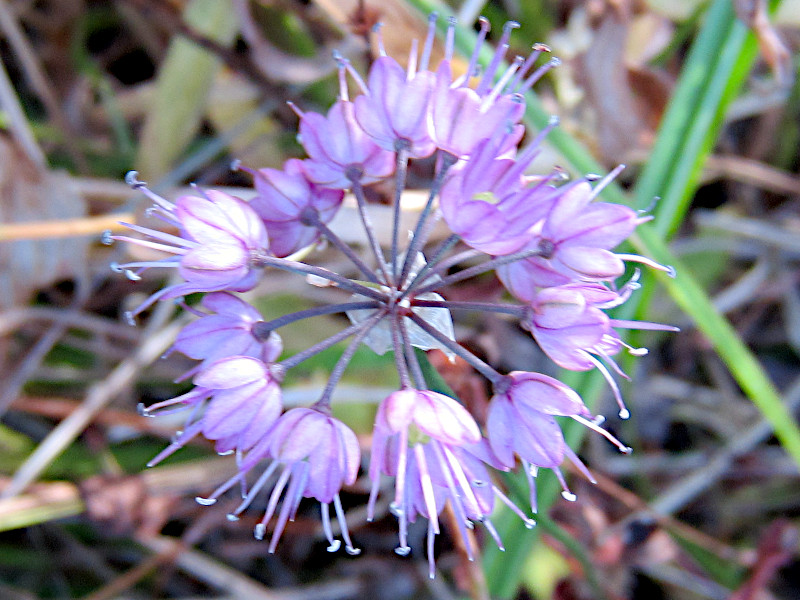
[135,0,239,179]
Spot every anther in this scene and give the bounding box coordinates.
[254,523,267,540]
[230,159,242,172]
[345,546,362,556]
[226,513,240,521]
[326,540,341,552]
[101,230,114,245]
[332,49,346,66]
[125,170,146,188]
[561,491,577,502]
[195,496,217,506]
[394,545,411,556]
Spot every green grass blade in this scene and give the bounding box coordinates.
[136,0,238,179]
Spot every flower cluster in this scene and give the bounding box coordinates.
[109,15,676,577]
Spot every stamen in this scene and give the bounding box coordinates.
[268,464,305,553]
[431,441,474,562]
[572,415,632,455]
[615,254,677,278]
[256,466,292,542]
[444,16,456,62]
[583,351,629,419]
[481,59,524,110]
[462,17,490,88]
[232,461,280,516]
[373,21,386,56]
[287,461,309,522]
[609,318,681,333]
[110,236,188,256]
[495,115,559,188]
[427,522,436,578]
[407,39,418,79]
[588,164,626,200]
[564,446,596,483]
[510,43,550,91]
[125,171,176,213]
[334,494,361,555]
[414,444,440,535]
[195,469,246,506]
[343,59,369,95]
[145,421,203,467]
[597,348,631,380]
[554,467,577,502]
[476,20,519,96]
[321,503,341,552]
[518,57,561,94]
[367,472,381,521]
[333,51,350,101]
[482,516,505,550]
[441,445,482,516]
[522,459,538,514]
[419,13,438,72]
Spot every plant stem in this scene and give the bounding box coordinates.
[349,179,392,284]
[253,253,387,302]
[252,301,381,339]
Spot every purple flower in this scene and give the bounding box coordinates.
[368,389,484,566]
[488,371,631,507]
[112,175,269,319]
[488,371,590,470]
[439,130,558,255]
[521,285,678,417]
[354,55,436,158]
[427,18,555,157]
[172,292,282,373]
[369,397,533,577]
[246,159,344,257]
[197,407,362,555]
[143,355,283,466]
[524,285,607,370]
[294,99,395,188]
[497,176,670,297]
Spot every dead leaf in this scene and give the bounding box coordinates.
[0,134,88,309]
[734,0,794,88]
[577,13,647,165]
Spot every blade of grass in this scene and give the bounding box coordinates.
[136,0,238,179]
